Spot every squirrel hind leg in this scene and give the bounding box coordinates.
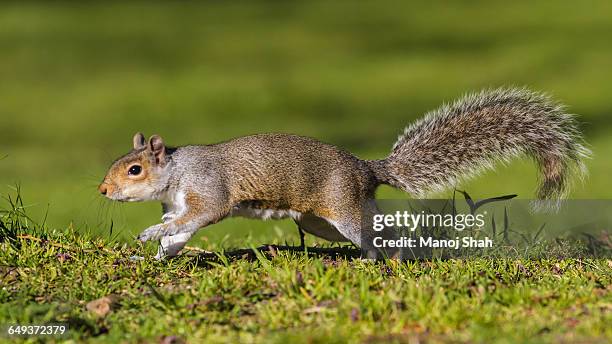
[324,199,400,259]
[294,213,348,242]
[325,217,394,259]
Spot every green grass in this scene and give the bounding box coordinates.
[1,1,612,244]
[1,189,611,343]
[1,2,612,342]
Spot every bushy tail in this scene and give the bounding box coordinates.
[369,88,590,200]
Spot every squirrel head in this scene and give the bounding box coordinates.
[99,132,171,202]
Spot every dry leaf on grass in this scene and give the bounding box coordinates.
[160,335,185,344]
[86,295,118,317]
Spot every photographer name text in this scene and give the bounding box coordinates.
[373,236,493,249]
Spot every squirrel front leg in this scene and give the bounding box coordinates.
[137,192,229,242]
[154,232,194,260]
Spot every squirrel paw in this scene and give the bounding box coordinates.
[137,224,166,242]
[161,212,177,223]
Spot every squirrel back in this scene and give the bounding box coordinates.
[167,134,377,216]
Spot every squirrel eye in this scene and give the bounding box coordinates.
[128,165,142,176]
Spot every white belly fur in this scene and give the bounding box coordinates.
[230,203,348,242]
[231,204,302,220]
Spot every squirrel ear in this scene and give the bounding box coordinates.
[132,132,146,150]
[148,135,166,166]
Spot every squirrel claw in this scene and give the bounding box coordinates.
[137,224,165,242]
[161,212,176,223]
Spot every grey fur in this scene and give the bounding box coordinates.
[100,87,590,258]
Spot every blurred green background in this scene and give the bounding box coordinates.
[1,1,611,248]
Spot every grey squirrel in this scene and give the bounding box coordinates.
[98,88,590,259]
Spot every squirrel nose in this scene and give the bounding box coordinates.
[98,184,108,195]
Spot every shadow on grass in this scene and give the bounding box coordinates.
[189,244,362,265]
